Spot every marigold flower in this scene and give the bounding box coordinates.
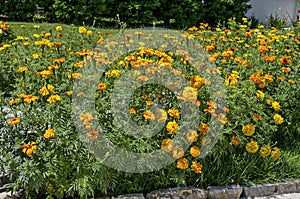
[242,124,256,136]
[21,142,38,156]
[44,128,55,139]
[231,136,240,146]
[177,158,189,170]
[190,146,200,158]
[273,114,284,124]
[143,110,155,121]
[198,123,210,135]
[217,113,227,125]
[155,109,168,122]
[271,147,281,160]
[281,67,291,73]
[39,70,52,78]
[87,128,99,140]
[78,26,87,34]
[9,117,20,125]
[272,101,280,111]
[72,73,83,79]
[18,66,28,72]
[253,114,261,121]
[167,109,180,120]
[66,91,73,96]
[186,130,198,142]
[161,138,174,152]
[55,26,62,31]
[129,108,136,115]
[166,121,179,134]
[191,161,203,174]
[47,95,61,104]
[260,145,271,157]
[23,94,39,104]
[98,83,107,91]
[279,56,291,64]
[256,90,265,99]
[246,140,259,153]
[173,146,184,159]
[39,85,49,96]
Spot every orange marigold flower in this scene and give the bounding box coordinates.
[217,113,227,125]
[21,142,38,156]
[279,56,291,64]
[18,66,28,72]
[9,117,20,125]
[198,123,210,135]
[190,146,200,158]
[253,114,261,121]
[87,128,99,140]
[231,136,240,146]
[98,83,107,91]
[143,110,155,121]
[177,158,189,169]
[39,70,52,78]
[129,108,136,115]
[249,75,260,83]
[23,94,39,104]
[258,45,268,53]
[191,161,203,174]
[281,67,291,73]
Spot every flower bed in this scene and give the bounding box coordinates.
[0,20,299,198]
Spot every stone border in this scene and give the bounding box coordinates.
[0,178,299,199]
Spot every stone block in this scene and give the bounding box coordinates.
[243,183,276,197]
[276,181,297,194]
[207,185,242,199]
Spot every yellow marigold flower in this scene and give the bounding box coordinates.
[106,70,121,78]
[191,161,203,174]
[47,95,61,104]
[9,118,20,125]
[87,30,93,36]
[166,121,179,134]
[232,136,240,146]
[55,26,62,31]
[256,90,265,98]
[66,91,73,96]
[246,140,259,153]
[190,146,200,158]
[39,70,52,78]
[72,73,83,79]
[167,109,180,120]
[273,114,284,124]
[271,147,281,160]
[177,158,189,170]
[44,128,55,139]
[10,98,21,106]
[23,94,39,104]
[143,110,155,121]
[173,146,184,159]
[272,101,280,111]
[178,86,198,104]
[161,138,174,152]
[260,145,271,157]
[242,124,256,136]
[87,128,99,140]
[155,109,168,122]
[78,26,87,34]
[217,113,227,125]
[39,85,49,96]
[32,53,39,59]
[258,25,264,29]
[23,41,31,46]
[18,66,28,72]
[190,75,205,88]
[47,84,54,93]
[186,130,198,142]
